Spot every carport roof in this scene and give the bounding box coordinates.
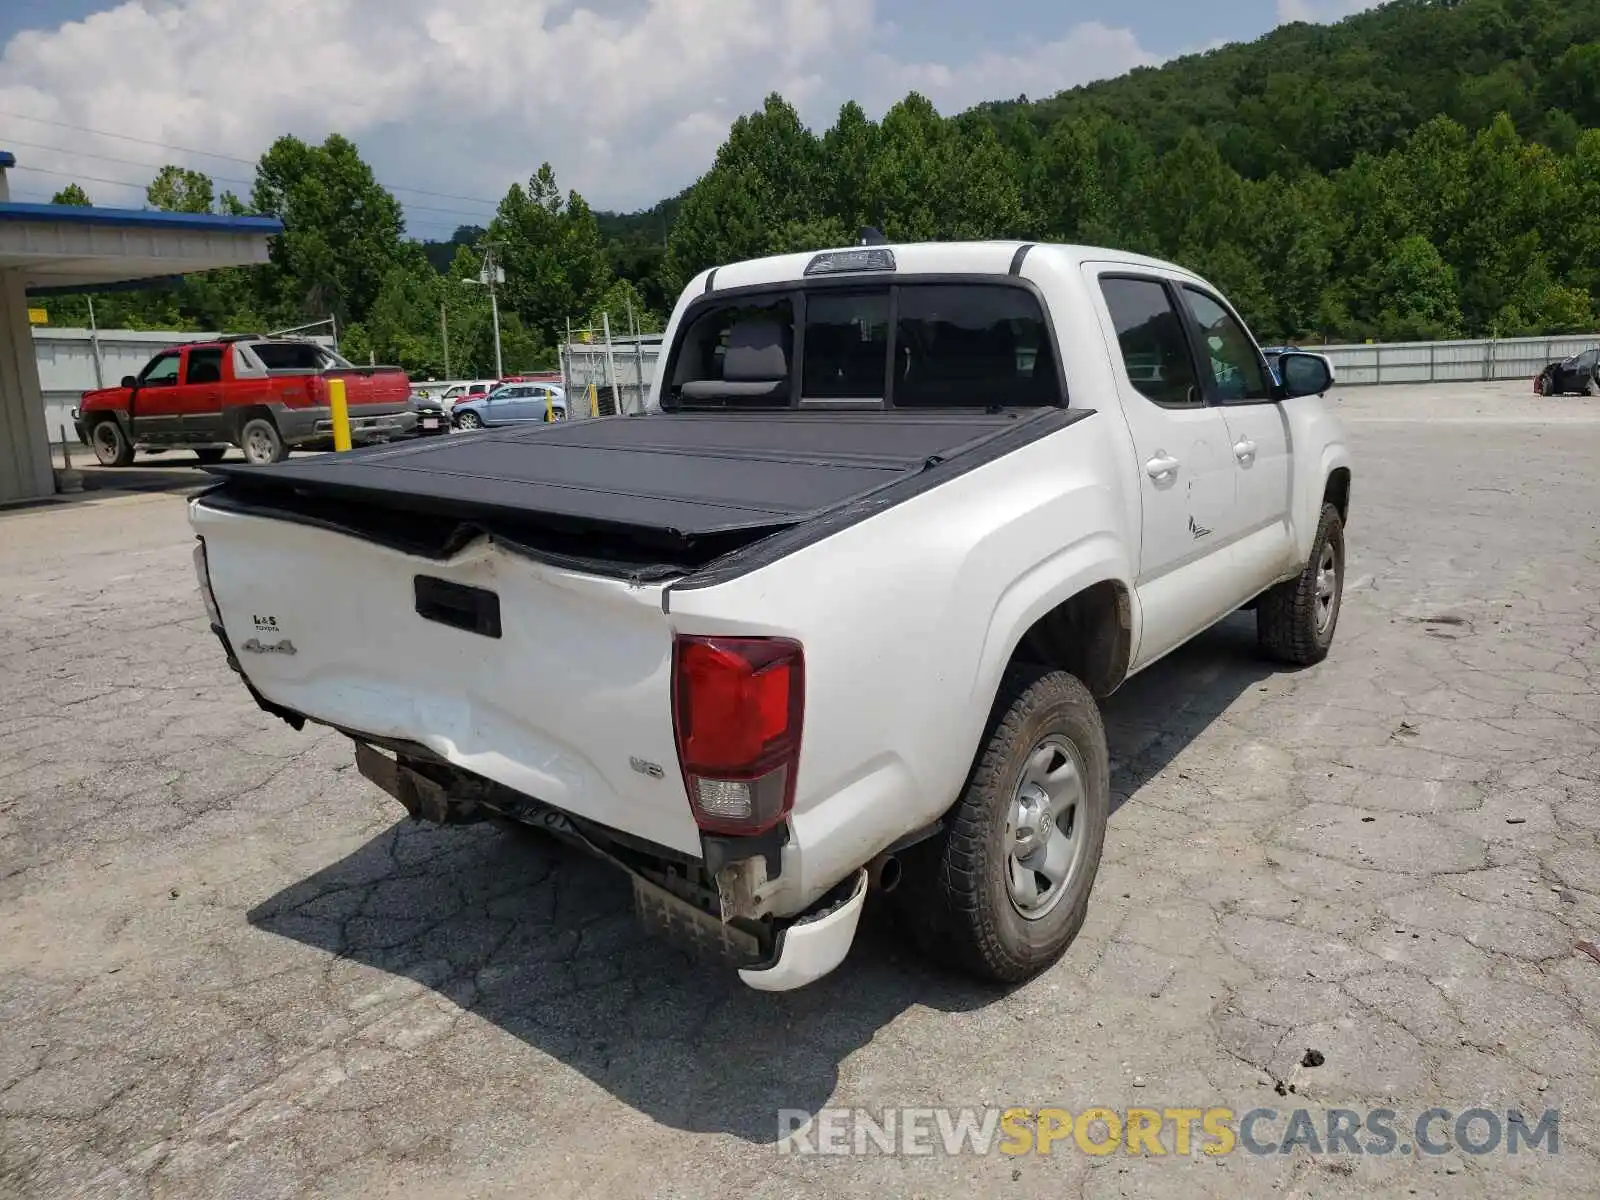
[0,193,283,292]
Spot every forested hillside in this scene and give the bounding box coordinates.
[33,0,1600,377]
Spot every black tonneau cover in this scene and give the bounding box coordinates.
[201,409,1091,578]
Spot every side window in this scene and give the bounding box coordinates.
[1180,287,1271,403]
[802,291,889,401]
[139,352,182,388]
[893,284,1059,408]
[1099,278,1201,408]
[185,347,224,385]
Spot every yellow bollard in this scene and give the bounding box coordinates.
[546,393,554,423]
[328,377,353,452]
[589,383,599,418]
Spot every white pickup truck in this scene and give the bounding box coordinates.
[189,241,1351,992]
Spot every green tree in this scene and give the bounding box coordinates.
[146,165,216,213]
[665,94,828,287]
[491,163,614,349]
[1368,235,1464,340]
[49,183,92,206]
[251,133,407,326]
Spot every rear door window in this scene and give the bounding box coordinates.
[185,347,224,385]
[1098,277,1202,409]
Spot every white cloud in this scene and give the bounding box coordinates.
[0,0,1157,224]
[860,23,1158,116]
[1276,0,1381,24]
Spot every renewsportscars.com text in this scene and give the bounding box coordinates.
[777,1106,1560,1158]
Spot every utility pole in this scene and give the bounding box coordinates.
[440,300,451,379]
[490,266,504,379]
[483,242,504,380]
[463,242,506,379]
[86,295,104,388]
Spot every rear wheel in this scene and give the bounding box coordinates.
[896,666,1109,984]
[90,418,135,467]
[239,417,287,466]
[456,410,483,430]
[194,448,227,465]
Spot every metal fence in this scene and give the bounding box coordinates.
[559,334,661,418]
[1317,334,1600,386]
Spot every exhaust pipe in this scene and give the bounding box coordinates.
[867,852,902,894]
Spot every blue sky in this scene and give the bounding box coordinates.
[0,0,1374,223]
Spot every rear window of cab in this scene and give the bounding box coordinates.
[663,281,1062,410]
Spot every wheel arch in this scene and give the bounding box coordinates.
[225,404,278,444]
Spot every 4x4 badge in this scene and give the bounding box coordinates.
[240,638,297,656]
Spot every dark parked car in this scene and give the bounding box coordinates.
[408,392,449,436]
[1261,345,1302,386]
[1535,348,1598,396]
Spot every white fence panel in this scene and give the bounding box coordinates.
[1318,334,1600,387]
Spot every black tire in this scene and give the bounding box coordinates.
[1537,375,1554,397]
[456,411,483,430]
[1257,502,1345,666]
[896,666,1109,984]
[194,448,227,465]
[90,418,135,467]
[239,417,287,466]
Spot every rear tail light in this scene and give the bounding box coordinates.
[672,635,804,835]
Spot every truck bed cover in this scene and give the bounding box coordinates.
[200,409,1090,576]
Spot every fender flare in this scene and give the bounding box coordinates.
[1296,443,1353,559]
[964,532,1135,743]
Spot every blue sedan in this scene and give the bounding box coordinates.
[453,383,567,429]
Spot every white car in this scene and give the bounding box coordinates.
[435,380,500,412]
[189,241,1350,992]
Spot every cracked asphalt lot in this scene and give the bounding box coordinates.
[2,383,1598,1198]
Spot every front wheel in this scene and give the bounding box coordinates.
[1257,502,1345,666]
[456,411,483,430]
[90,419,135,467]
[896,666,1109,984]
[1538,375,1554,397]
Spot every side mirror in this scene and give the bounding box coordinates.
[121,375,138,389]
[1276,352,1334,400]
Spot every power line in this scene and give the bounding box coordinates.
[11,164,484,241]
[2,136,258,191]
[9,156,501,221]
[0,109,504,208]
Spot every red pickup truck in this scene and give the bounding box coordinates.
[74,335,416,467]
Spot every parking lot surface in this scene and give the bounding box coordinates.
[2,383,1598,1198]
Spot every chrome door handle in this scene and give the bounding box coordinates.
[1146,454,1180,481]
[1234,438,1257,463]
